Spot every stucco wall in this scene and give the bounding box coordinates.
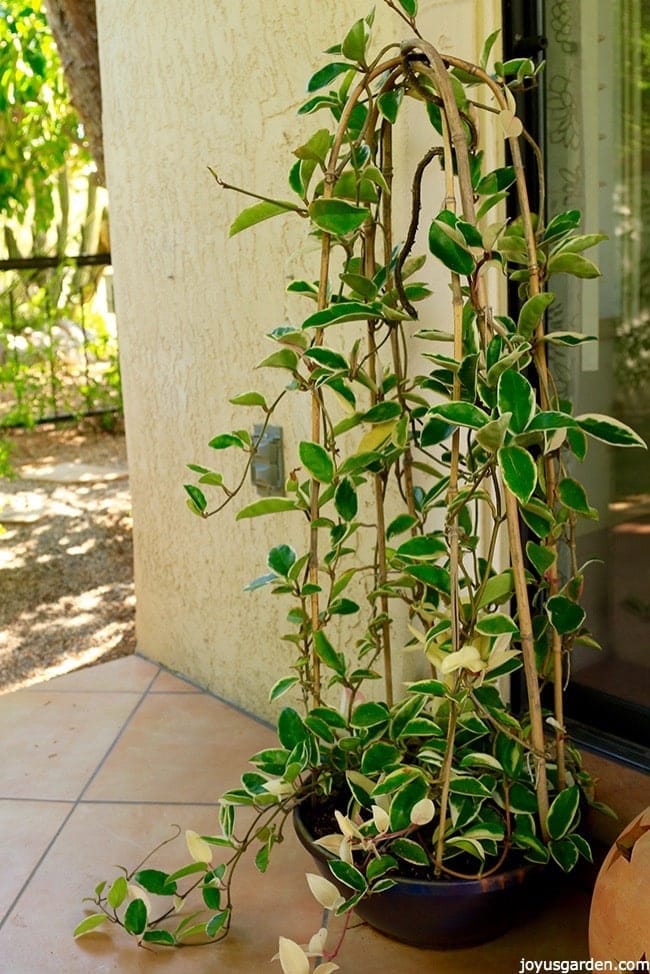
[96,0,501,720]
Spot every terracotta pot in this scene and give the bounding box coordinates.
[589,806,650,964]
[293,803,541,949]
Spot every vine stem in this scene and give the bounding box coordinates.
[403,37,552,833]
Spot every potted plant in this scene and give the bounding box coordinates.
[76,0,646,966]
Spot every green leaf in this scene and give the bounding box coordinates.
[557,478,597,518]
[526,411,577,433]
[386,513,418,540]
[546,786,580,840]
[559,232,607,253]
[526,541,556,577]
[543,209,581,241]
[361,741,402,774]
[205,910,229,938]
[329,859,367,892]
[351,701,389,728]
[166,862,210,884]
[485,345,532,388]
[277,707,308,748]
[576,413,647,449]
[396,0,417,14]
[429,215,475,275]
[449,776,493,798]
[377,88,404,124]
[267,544,297,576]
[107,876,128,909]
[363,400,402,424]
[134,869,177,896]
[478,570,515,608]
[340,272,379,300]
[124,898,147,936]
[547,252,600,278]
[294,128,332,165]
[549,837,580,872]
[299,441,334,483]
[309,198,369,235]
[342,18,369,63]
[366,855,398,883]
[229,200,303,237]
[546,595,586,635]
[314,630,346,676]
[475,612,517,636]
[256,348,299,371]
[307,62,352,93]
[498,445,537,504]
[202,884,222,910]
[517,292,555,339]
[236,497,296,520]
[184,484,207,513]
[73,914,109,938]
[520,498,556,538]
[539,331,597,347]
[459,753,504,773]
[303,346,348,370]
[302,301,380,330]
[498,369,536,433]
[406,564,451,594]
[407,678,447,696]
[420,416,454,447]
[476,165,515,194]
[372,767,420,796]
[428,401,490,430]
[269,676,299,702]
[390,837,430,866]
[389,776,429,831]
[209,433,245,450]
[396,535,447,561]
[142,930,176,945]
[334,477,358,521]
[229,391,268,408]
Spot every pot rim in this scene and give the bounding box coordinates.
[293,801,539,894]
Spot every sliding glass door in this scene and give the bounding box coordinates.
[505,0,650,763]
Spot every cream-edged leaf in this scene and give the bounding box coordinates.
[372,805,391,833]
[440,645,485,674]
[334,810,362,839]
[127,883,151,916]
[278,937,311,974]
[306,874,344,911]
[308,927,329,955]
[410,797,435,826]
[185,829,213,864]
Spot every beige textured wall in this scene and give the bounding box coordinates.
[96,0,501,720]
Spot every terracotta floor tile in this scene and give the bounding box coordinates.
[83,691,276,804]
[149,669,202,692]
[27,654,159,693]
[0,801,317,974]
[0,689,141,800]
[0,800,72,919]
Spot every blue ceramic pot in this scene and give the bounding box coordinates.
[293,803,540,949]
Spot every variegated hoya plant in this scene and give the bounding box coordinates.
[76,1,646,969]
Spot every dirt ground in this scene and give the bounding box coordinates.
[0,421,135,693]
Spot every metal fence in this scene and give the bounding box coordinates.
[0,252,121,428]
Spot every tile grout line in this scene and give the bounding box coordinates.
[0,665,162,934]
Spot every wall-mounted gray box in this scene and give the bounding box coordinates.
[250,425,284,496]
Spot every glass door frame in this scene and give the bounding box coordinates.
[501,0,650,772]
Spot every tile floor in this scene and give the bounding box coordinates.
[0,654,595,973]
